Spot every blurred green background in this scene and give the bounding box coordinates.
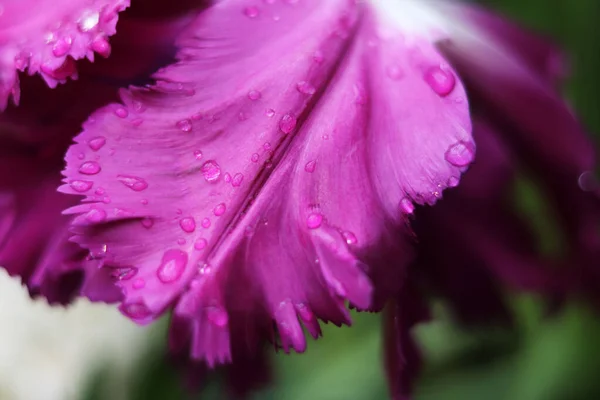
[84,1,600,399]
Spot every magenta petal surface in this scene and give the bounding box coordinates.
[61,0,474,363]
[0,0,130,109]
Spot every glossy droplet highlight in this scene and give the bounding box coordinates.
[69,180,93,193]
[279,114,297,134]
[232,173,244,187]
[112,266,138,281]
[265,108,275,117]
[306,213,323,229]
[193,150,203,160]
[120,302,151,320]
[304,160,316,173]
[213,203,226,216]
[296,81,316,95]
[201,218,211,228]
[194,238,207,250]
[399,198,414,214]
[88,136,106,151]
[251,153,260,162]
[132,278,146,289]
[157,249,188,283]
[79,161,101,175]
[445,141,475,167]
[201,160,221,182]
[180,217,196,233]
[117,175,148,191]
[85,208,107,223]
[248,90,262,100]
[176,119,192,132]
[342,231,357,245]
[141,218,154,228]
[114,107,129,118]
[424,66,456,97]
[244,6,259,18]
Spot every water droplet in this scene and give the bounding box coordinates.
[223,172,232,183]
[69,180,93,193]
[177,238,186,245]
[265,108,275,118]
[52,36,73,57]
[445,141,475,167]
[88,136,106,151]
[279,114,297,134]
[251,153,260,162]
[79,161,101,175]
[296,81,316,95]
[578,171,598,192]
[201,160,221,182]
[157,249,188,283]
[213,203,226,216]
[132,278,146,289]
[95,187,105,195]
[176,119,192,132]
[263,142,272,150]
[91,37,111,57]
[141,218,154,228]
[112,266,138,281]
[193,150,203,160]
[399,198,414,214]
[342,231,357,245]
[201,218,211,228]
[304,160,316,173]
[248,90,262,100]
[194,238,208,250]
[180,217,196,233]
[78,11,100,32]
[114,107,129,118]
[85,208,107,222]
[117,175,148,191]
[424,66,456,97]
[120,302,151,320]
[386,65,403,80]
[447,176,460,187]
[232,173,244,187]
[306,213,323,229]
[244,6,259,18]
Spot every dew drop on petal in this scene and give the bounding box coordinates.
[117,175,148,191]
[213,203,226,216]
[120,302,151,320]
[248,90,262,100]
[88,136,106,151]
[69,180,93,193]
[193,150,203,160]
[304,160,316,173]
[447,176,460,188]
[251,153,260,163]
[52,37,73,57]
[424,66,456,97]
[201,218,211,228]
[279,114,297,134]
[207,307,229,327]
[132,278,146,289]
[201,160,221,182]
[79,161,101,175]
[232,173,244,187]
[296,81,316,95]
[180,217,196,233]
[114,107,129,118]
[444,141,475,167]
[223,172,232,183]
[194,238,207,250]
[399,198,414,214]
[85,208,107,222]
[244,6,259,18]
[342,231,357,245]
[386,65,403,80]
[141,217,154,228]
[176,119,192,132]
[265,108,275,118]
[306,213,323,229]
[112,266,138,281]
[157,249,188,283]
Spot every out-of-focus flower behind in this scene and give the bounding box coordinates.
[0,269,154,400]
